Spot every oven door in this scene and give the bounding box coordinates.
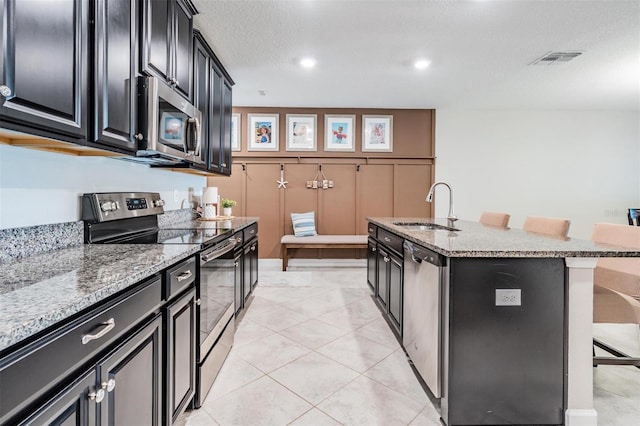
[198,237,236,358]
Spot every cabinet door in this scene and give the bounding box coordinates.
[249,240,258,291]
[98,315,163,426]
[208,62,223,173]
[234,250,243,315]
[141,0,170,84]
[192,35,209,167]
[165,288,196,424]
[0,0,88,139]
[376,247,389,309]
[16,369,96,426]
[171,0,192,100]
[388,252,403,335]
[92,0,138,152]
[220,78,233,175]
[243,244,252,301]
[367,239,377,293]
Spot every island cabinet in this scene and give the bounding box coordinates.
[367,223,404,337]
[192,30,234,175]
[233,224,259,315]
[141,0,195,101]
[0,0,89,142]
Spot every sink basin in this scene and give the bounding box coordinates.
[392,222,460,232]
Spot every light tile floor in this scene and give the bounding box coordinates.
[179,263,640,426]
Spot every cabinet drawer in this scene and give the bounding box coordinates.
[368,223,377,238]
[243,223,258,242]
[0,276,162,424]
[165,256,196,300]
[377,228,403,255]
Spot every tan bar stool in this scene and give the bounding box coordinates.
[522,216,570,237]
[479,211,511,228]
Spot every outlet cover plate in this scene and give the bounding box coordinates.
[496,289,521,306]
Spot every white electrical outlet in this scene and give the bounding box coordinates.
[495,289,521,306]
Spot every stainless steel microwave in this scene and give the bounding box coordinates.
[135,76,203,165]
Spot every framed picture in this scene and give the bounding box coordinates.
[231,113,241,151]
[362,115,393,152]
[324,115,355,152]
[247,114,279,151]
[286,114,316,151]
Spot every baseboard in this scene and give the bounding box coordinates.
[259,258,366,270]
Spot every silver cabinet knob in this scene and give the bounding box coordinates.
[221,163,227,168]
[102,379,116,393]
[89,388,106,403]
[134,133,143,140]
[0,85,11,97]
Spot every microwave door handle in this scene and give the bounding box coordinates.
[194,117,201,157]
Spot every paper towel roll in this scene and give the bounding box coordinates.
[202,187,218,205]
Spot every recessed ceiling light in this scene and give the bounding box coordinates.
[300,57,317,69]
[414,59,431,70]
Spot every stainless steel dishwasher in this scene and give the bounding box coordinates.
[403,240,445,398]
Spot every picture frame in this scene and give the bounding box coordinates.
[362,115,393,152]
[247,114,279,151]
[286,114,316,151]
[231,113,241,151]
[324,115,355,152]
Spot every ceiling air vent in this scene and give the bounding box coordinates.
[530,51,583,65]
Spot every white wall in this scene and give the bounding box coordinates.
[0,145,206,229]
[434,110,640,239]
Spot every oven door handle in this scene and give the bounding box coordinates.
[201,238,237,262]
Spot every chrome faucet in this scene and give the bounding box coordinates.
[426,181,457,221]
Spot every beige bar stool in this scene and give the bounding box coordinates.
[479,211,511,228]
[522,216,570,238]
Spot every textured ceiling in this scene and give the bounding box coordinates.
[192,0,640,110]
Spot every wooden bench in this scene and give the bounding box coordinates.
[280,234,368,271]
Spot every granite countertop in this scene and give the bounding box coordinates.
[368,217,640,258]
[0,217,260,352]
[0,243,199,351]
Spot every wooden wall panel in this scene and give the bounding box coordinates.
[283,164,319,234]
[319,164,357,235]
[207,163,244,214]
[395,164,432,218]
[245,163,281,258]
[357,164,394,234]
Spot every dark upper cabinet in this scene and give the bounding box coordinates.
[92,0,139,152]
[141,0,194,101]
[192,34,210,168]
[193,30,234,176]
[0,0,88,141]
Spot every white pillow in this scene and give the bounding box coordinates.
[291,211,317,237]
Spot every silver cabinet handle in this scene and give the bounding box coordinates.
[134,133,143,140]
[89,388,105,403]
[251,245,256,251]
[384,256,390,262]
[236,237,243,244]
[0,85,12,97]
[371,247,377,252]
[82,318,115,345]
[177,270,193,282]
[234,262,239,267]
[249,229,255,234]
[221,163,227,167]
[384,237,391,243]
[195,299,201,306]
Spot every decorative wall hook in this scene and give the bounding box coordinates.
[276,164,288,189]
[306,163,333,189]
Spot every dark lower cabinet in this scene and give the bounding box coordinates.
[234,249,243,315]
[388,252,403,333]
[17,369,96,426]
[98,314,163,426]
[366,239,377,292]
[0,0,88,141]
[243,243,252,301]
[92,0,139,152]
[376,246,390,309]
[165,288,196,424]
[248,240,258,291]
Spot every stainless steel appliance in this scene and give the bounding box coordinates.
[403,240,445,398]
[130,77,203,166]
[82,192,236,408]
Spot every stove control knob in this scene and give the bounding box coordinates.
[153,199,165,207]
[100,201,116,212]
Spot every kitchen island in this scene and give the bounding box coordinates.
[368,218,640,426]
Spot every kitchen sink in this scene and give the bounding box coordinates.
[392,222,460,232]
